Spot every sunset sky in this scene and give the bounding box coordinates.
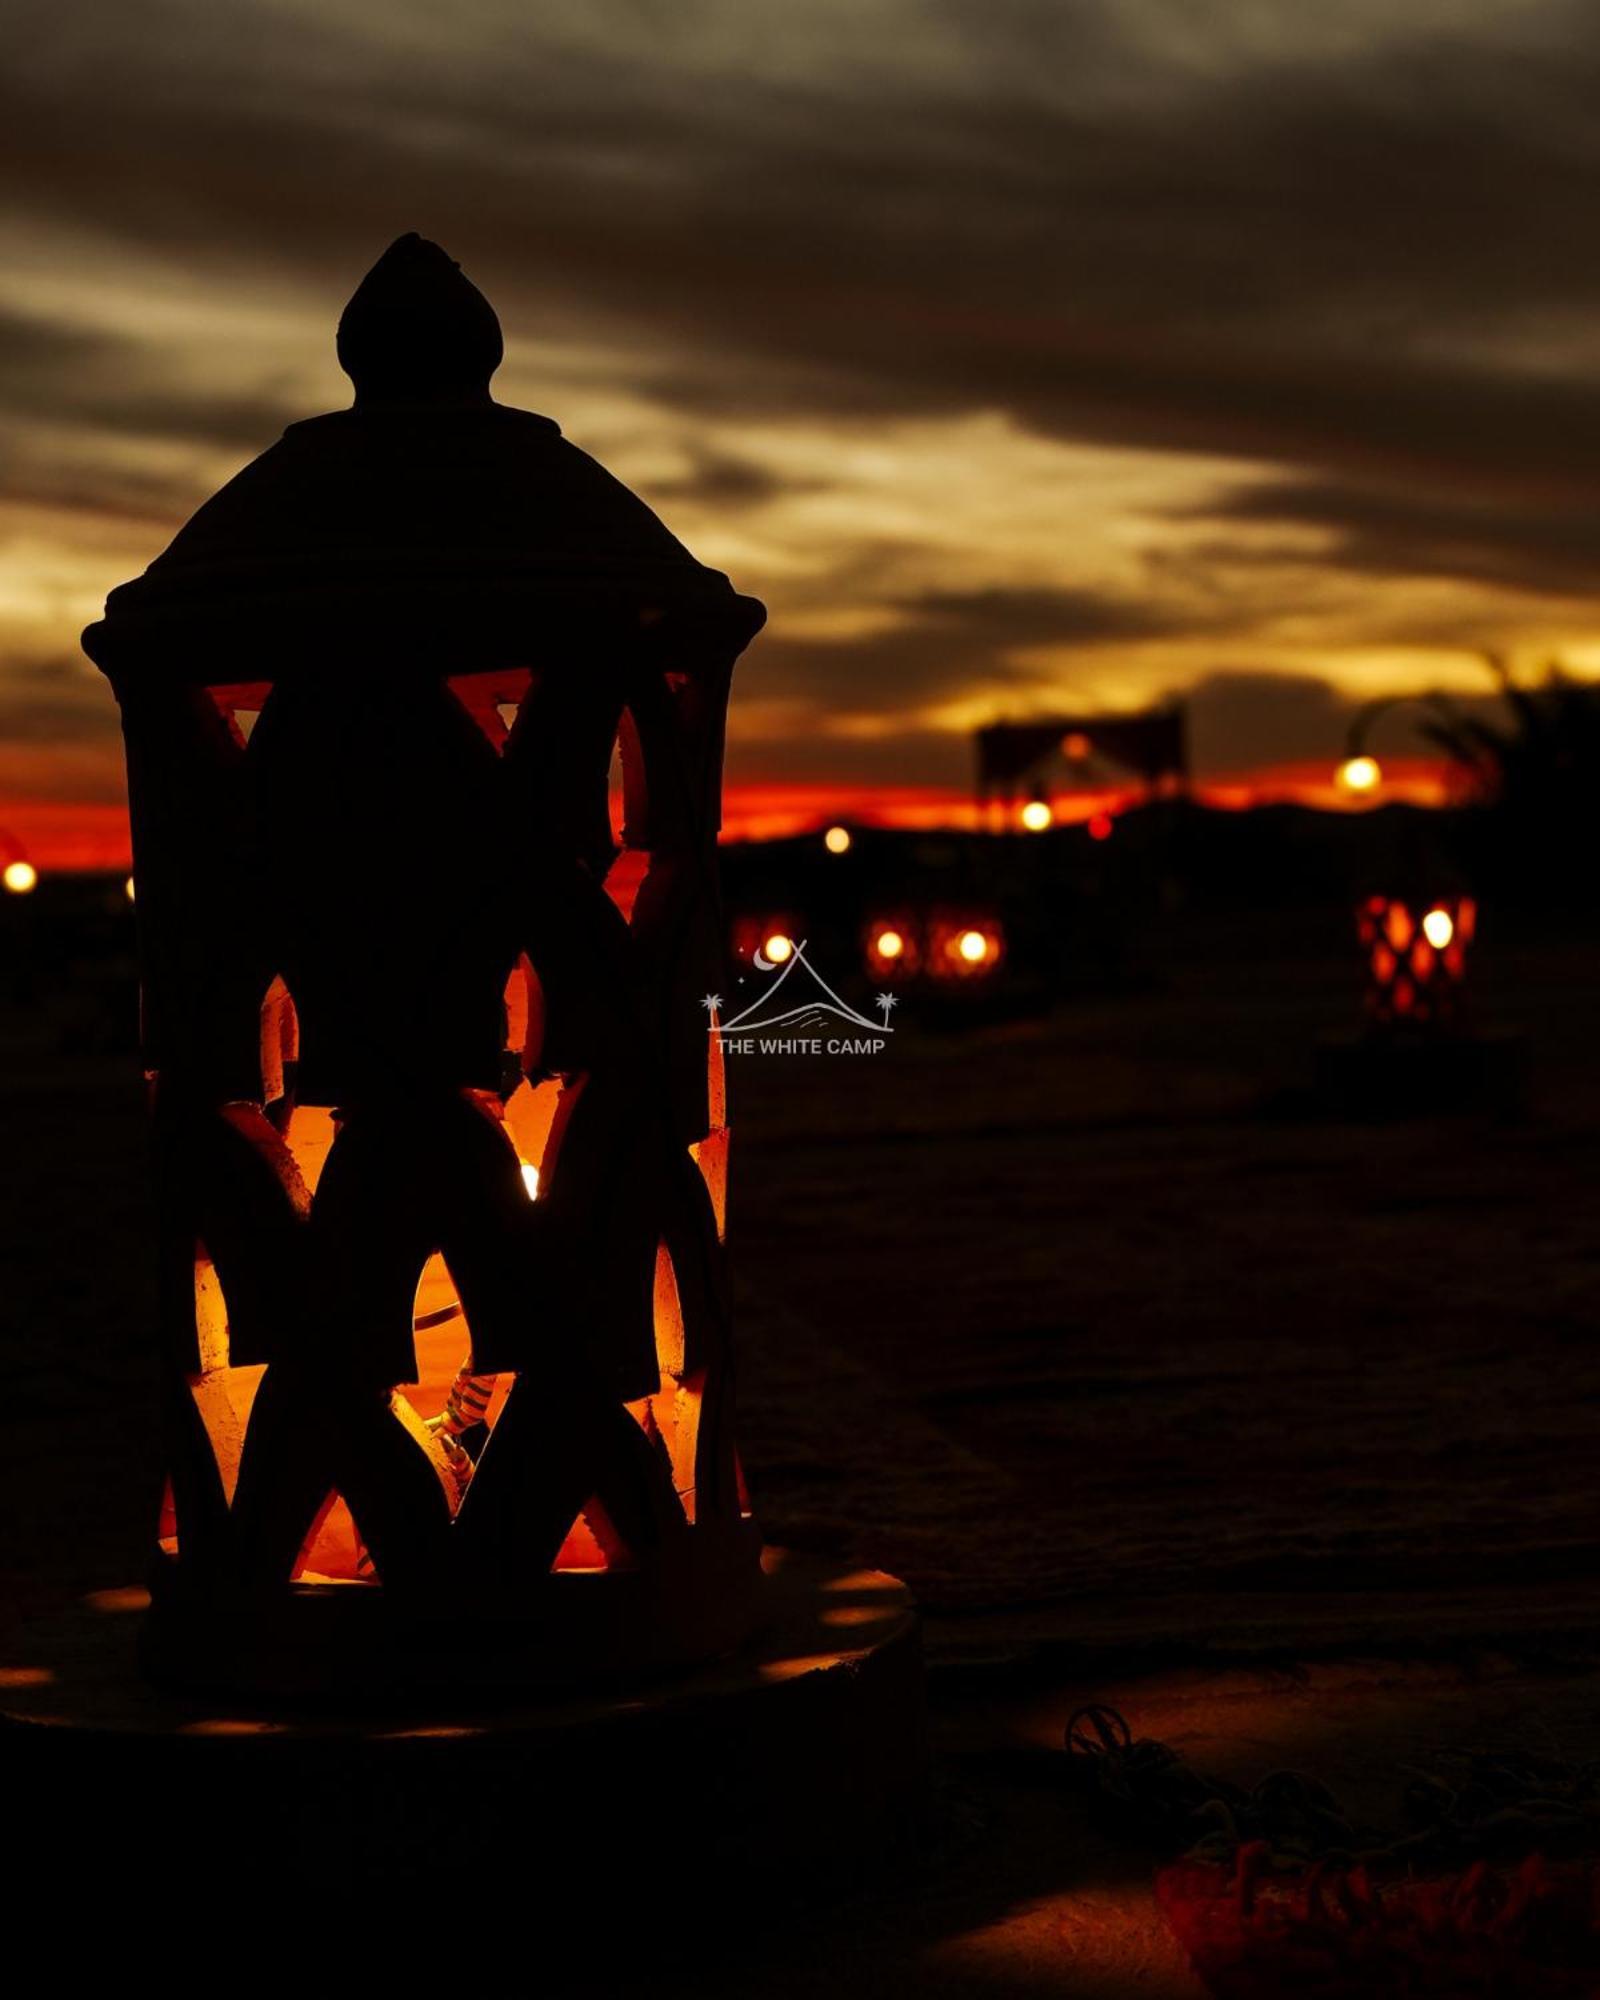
[8,0,1600,855]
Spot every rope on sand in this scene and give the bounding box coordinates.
[1062,1704,1600,1997]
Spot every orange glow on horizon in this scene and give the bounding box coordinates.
[0,801,133,873]
[1192,756,1452,816]
[0,757,1460,873]
[714,759,1452,839]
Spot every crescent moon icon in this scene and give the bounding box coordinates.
[753,947,777,971]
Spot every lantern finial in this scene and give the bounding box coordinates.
[337,233,503,407]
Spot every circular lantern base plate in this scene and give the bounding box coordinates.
[0,1550,923,1928]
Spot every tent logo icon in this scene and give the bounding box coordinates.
[701,940,896,1051]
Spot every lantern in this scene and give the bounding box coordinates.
[1356,893,1476,1029]
[82,236,767,1695]
[731,912,801,971]
[865,916,921,980]
[928,913,1005,980]
[860,912,1005,986]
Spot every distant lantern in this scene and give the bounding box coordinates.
[731,912,800,969]
[927,915,1004,979]
[3,859,37,895]
[1019,799,1053,832]
[823,824,852,855]
[864,917,920,980]
[82,236,767,1694]
[1356,893,1476,1029]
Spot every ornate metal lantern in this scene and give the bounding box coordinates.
[82,236,767,1694]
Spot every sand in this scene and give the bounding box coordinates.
[5,901,1600,1991]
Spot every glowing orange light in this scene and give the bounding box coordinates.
[2,860,37,895]
[1337,755,1381,795]
[762,933,793,964]
[124,876,136,903]
[1087,811,1113,842]
[927,914,1003,981]
[1019,800,1053,832]
[520,1163,540,1200]
[1356,892,1472,1028]
[1063,732,1091,761]
[823,824,852,854]
[875,928,904,960]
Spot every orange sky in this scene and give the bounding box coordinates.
[5,4,1598,860]
[0,760,1455,872]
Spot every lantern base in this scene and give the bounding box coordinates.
[1314,1028,1525,1119]
[140,1518,766,1699]
[0,1550,922,1918]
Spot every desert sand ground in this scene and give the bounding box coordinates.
[4,901,1600,1992]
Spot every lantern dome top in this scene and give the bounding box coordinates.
[336,233,504,407]
[83,236,764,682]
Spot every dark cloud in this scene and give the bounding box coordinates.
[1184,669,1366,773]
[1180,477,1600,600]
[9,0,1600,511]
[641,447,819,509]
[900,586,1188,644]
[0,651,120,747]
[0,303,307,531]
[0,306,300,453]
[1182,667,1520,774]
[729,657,1525,790]
[746,582,1192,717]
[727,721,972,791]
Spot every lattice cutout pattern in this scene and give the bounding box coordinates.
[1356,894,1475,1028]
[127,651,752,1622]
